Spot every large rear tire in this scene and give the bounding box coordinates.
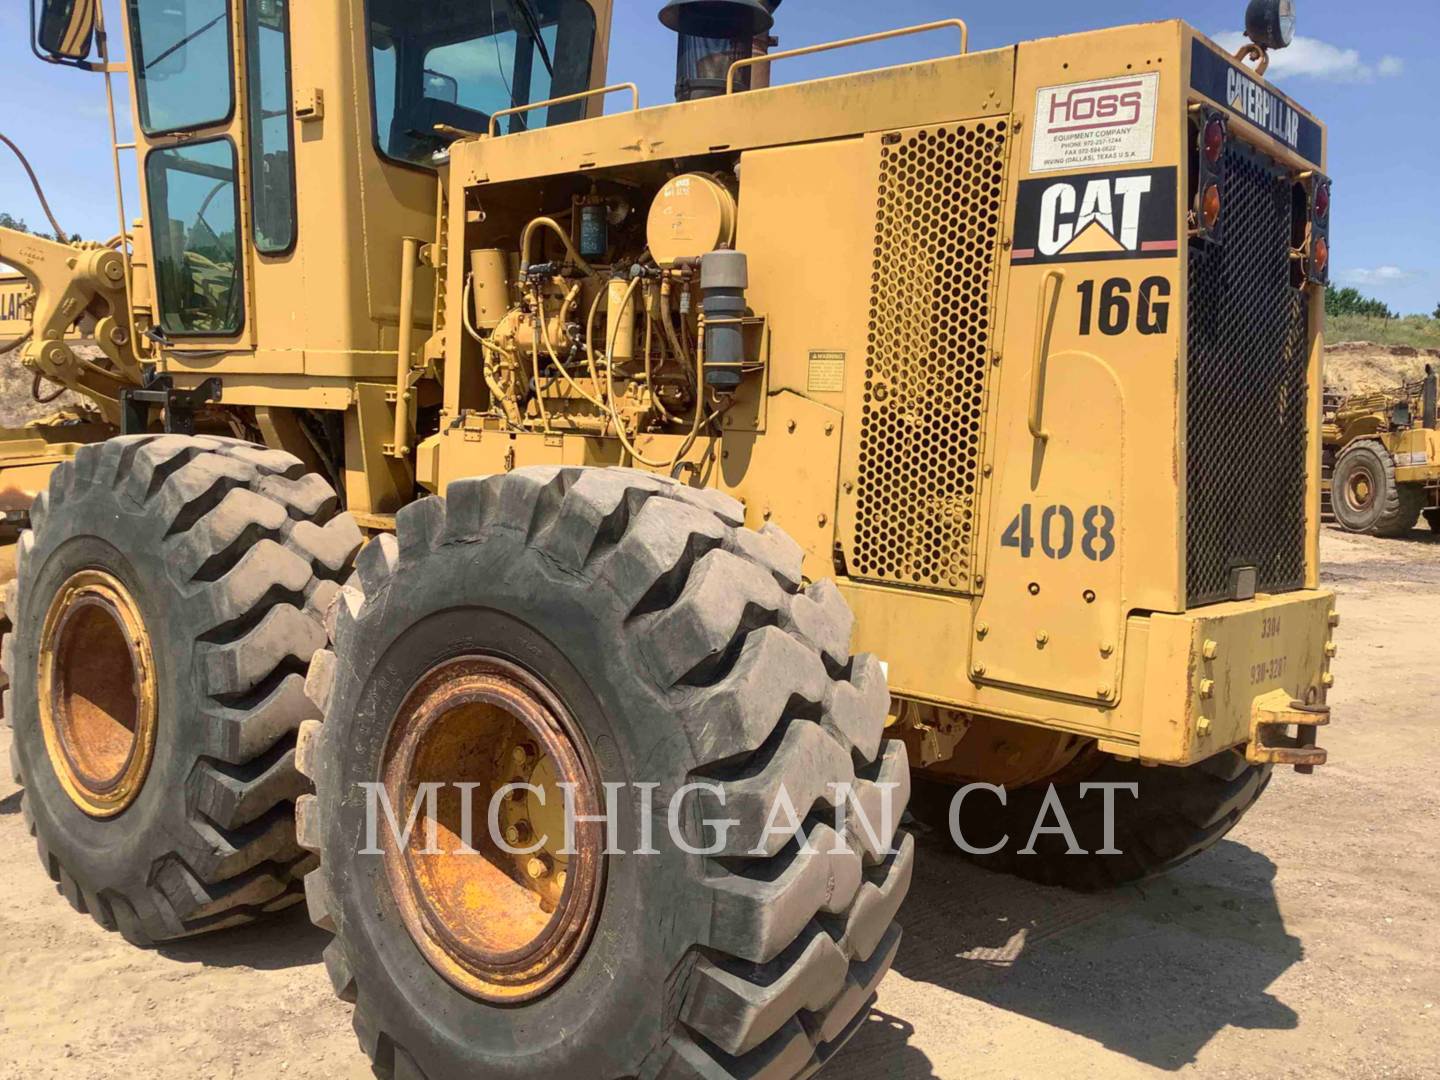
[1332,441,1423,537]
[913,749,1271,891]
[298,467,911,1079]
[2,435,359,943]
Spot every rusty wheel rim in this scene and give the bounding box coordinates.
[380,656,606,1004]
[1345,468,1375,513]
[38,570,158,818]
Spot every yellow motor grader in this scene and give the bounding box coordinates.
[1,0,1337,1075]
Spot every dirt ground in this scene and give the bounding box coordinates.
[1,524,1436,1080]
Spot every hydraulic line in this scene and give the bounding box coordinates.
[0,131,69,242]
[602,277,709,470]
[534,281,605,409]
[520,217,595,277]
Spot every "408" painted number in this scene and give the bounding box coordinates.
[1001,504,1116,562]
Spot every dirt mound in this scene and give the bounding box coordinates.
[1325,342,1436,397]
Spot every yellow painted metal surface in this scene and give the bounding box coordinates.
[1389,428,1440,483]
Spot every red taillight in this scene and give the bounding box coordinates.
[1313,235,1329,275]
[1204,118,1226,163]
[1202,184,1222,229]
[1314,182,1330,220]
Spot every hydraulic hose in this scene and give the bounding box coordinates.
[0,132,69,242]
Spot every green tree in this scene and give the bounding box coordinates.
[0,212,30,234]
[1325,284,1395,320]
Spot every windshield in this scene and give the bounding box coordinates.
[366,0,598,168]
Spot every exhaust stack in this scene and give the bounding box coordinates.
[659,0,778,101]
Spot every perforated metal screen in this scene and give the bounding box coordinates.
[1186,142,1310,607]
[852,121,1008,592]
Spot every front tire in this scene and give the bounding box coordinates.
[2,435,359,943]
[298,467,911,1079]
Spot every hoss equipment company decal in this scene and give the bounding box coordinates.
[1011,166,1178,266]
[1030,72,1159,174]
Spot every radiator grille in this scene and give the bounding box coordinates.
[852,121,1007,591]
[1186,142,1310,607]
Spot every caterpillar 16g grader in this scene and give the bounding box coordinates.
[2,0,1337,1075]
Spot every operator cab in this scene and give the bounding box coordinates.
[26,0,611,359]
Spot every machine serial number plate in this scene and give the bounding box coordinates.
[807,351,846,393]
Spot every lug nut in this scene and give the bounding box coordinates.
[526,855,551,880]
[1199,678,1215,699]
[1202,640,1220,660]
[1197,717,1213,736]
[511,743,535,767]
[505,822,532,847]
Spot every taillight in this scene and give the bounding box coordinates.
[1203,118,1226,164]
[1193,110,1228,241]
[1202,184,1222,229]
[1293,173,1332,287]
[1306,175,1331,284]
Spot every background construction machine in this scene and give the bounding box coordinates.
[2,0,1338,1076]
[1325,367,1440,535]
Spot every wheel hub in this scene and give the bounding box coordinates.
[380,656,605,1003]
[38,570,158,818]
[1345,469,1375,512]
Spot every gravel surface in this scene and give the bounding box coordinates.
[1,526,1436,1079]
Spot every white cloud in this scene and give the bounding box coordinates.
[1211,33,1406,83]
[1340,267,1419,286]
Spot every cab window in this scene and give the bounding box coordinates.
[129,0,234,135]
[245,0,297,254]
[366,0,597,168]
[146,140,245,337]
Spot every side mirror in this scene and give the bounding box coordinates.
[423,69,460,106]
[35,0,97,63]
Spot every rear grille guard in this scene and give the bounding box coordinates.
[1185,141,1310,608]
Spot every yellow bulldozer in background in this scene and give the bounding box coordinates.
[1,0,1338,1076]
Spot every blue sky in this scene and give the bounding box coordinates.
[2,0,1436,313]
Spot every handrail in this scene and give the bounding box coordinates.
[489,82,640,137]
[1029,270,1065,443]
[726,19,969,94]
